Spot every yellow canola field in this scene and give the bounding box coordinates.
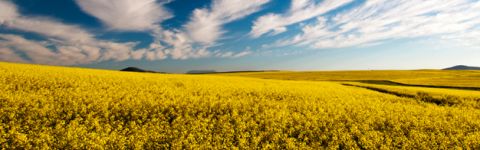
[343,82,480,108]
[219,70,480,88]
[1,62,480,149]
[345,82,480,98]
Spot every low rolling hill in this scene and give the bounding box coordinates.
[120,67,164,73]
[443,65,480,70]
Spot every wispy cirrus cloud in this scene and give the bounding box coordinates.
[250,0,353,38]
[213,48,253,58]
[441,29,480,48]
[75,0,173,31]
[142,0,268,60]
[185,0,270,44]
[270,0,480,49]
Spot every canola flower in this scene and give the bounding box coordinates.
[1,62,480,149]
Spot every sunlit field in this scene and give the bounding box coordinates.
[342,82,480,108]
[1,62,480,149]
[219,70,480,88]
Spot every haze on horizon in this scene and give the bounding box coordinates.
[0,0,479,73]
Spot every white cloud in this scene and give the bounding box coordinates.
[213,49,253,58]
[230,50,253,58]
[0,33,146,65]
[160,29,211,59]
[143,0,268,60]
[0,1,145,65]
[75,0,172,31]
[0,34,56,64]
[185,9,223,44]
[185,0,270,44]
[4,17,93,42]
[250,0,352,38]
[74,0,263,60]
[150,29,253,60]
[0,0,18,24]
[0,47,25,63]
[272,0,480,49]
[441,29,480,48]
[0,0,258,65]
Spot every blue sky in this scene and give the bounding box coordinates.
[0,0,479,73]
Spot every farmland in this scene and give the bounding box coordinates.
[1,62,480,149]
[218,70,480,88]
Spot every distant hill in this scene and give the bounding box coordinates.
[120,67,159,73]
[443,65,480,70]
[186,70,217,74]
[187,70,281,74]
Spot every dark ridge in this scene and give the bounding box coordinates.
[213,70,281,74]
[186,70,281,74]
[443,65,480,70]
[120,67,161,73]
[186,70,217,74]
